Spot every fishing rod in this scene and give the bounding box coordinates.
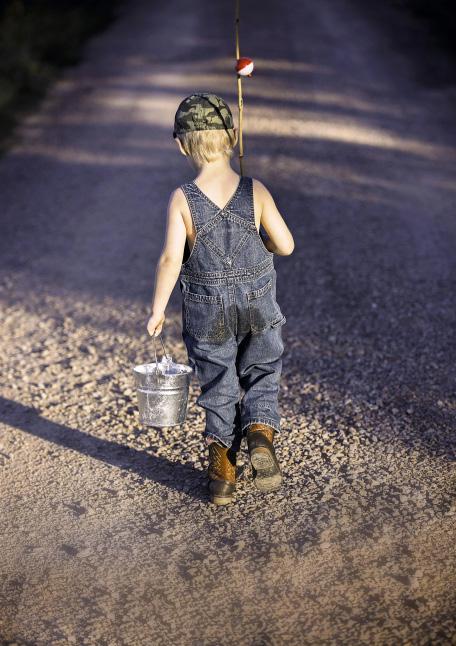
[235,0,254,176]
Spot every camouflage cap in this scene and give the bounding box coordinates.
[173,93,234,137]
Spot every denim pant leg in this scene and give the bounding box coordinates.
[236,324,284,436]
[182,331,242,449]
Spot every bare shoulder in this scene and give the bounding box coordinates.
[251,178,278,226]
[169,186,194,234]
[252,177,269,196]
[251,177,276,205]
[168,186,191,217]
[168,186,186,208]
[250,178,267,229]
[252,177,267,198]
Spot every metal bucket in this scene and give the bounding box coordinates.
[133,334,193,427]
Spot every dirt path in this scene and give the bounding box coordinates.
[1,0,455,644]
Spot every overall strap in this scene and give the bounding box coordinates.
[180,182,205,233]
[234,175,255,227]
[216,176,256,230]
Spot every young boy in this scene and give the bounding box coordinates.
[147,93,294,505]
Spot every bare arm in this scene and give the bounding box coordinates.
[254,179,295,256]
[147,189,187,337]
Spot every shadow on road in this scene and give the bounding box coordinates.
[0,396,209,502]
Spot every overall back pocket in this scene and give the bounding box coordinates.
[247,277,286,334]
[183,290,226,342]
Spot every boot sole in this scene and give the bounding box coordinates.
[210,494,234,505]
[208,480,235,505]
[250,447,282,492]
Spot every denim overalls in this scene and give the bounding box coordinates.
[178,176,286,449]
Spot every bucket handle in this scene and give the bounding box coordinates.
[143,332,171,422]
[146,332,171,386]
[153,331,171,368]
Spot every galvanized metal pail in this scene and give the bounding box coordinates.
[133,333,193,427]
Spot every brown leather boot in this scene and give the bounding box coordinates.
[207,442,237,505]
[246,423,282,492]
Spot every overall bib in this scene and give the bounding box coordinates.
[179,176,286,449]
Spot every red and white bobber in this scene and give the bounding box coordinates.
[236,57,254,77]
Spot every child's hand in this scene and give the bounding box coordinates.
[147,311,165,337]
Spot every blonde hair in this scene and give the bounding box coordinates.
[178,128,237,165]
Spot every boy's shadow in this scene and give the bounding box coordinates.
[0,396,210,503]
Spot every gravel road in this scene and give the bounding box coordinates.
[1,0,455,644]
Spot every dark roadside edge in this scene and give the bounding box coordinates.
[0,0,124,157]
